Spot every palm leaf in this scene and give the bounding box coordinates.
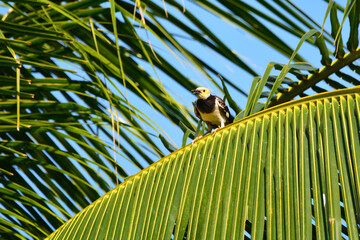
[47,86,360,239]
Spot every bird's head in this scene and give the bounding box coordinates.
[191,87,211,99]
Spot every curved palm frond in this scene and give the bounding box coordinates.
[47,86,360,239]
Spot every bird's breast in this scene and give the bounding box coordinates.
[199,106,224,125]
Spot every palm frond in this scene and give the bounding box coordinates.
[47,87,360,239]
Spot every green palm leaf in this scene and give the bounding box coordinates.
[47,87,360,239]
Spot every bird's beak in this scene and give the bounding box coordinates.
[191,89,200,95]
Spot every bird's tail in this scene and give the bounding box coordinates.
[227,114,234,124]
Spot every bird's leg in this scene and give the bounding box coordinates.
[191,122,213,145]
[211,121,225,135]
[211,128,218,135]
[191,136,202,145]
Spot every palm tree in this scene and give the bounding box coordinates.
[0,0,359,239]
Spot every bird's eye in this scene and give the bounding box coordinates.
[202,90,205,92]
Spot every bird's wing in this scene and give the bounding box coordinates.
[192,101,202,120]
[215,96,233,123]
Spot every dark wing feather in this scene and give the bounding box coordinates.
[192,101,202,120]
[215,96,233,124]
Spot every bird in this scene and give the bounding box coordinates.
[191,87,233,142]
